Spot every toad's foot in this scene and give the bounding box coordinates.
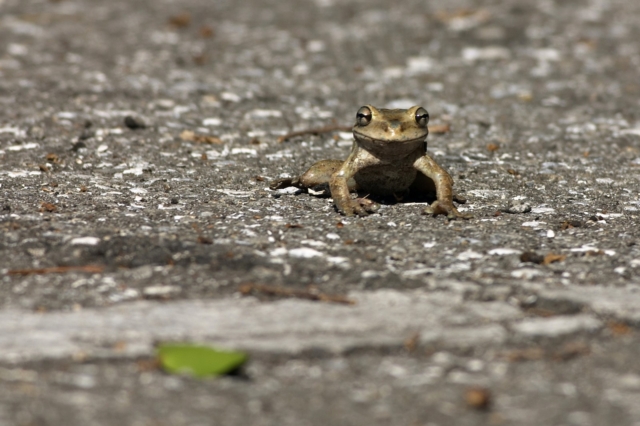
[422,200,472,220]
[339,198,380,216]
[356,197,380,214]
[270,177,298,190]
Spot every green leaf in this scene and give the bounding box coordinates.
[157,343,248,378]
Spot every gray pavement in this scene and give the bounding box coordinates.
[2,0,640,424]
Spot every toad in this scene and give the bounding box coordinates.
[272,105,470,219]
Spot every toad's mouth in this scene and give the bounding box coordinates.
[352,132,427,145]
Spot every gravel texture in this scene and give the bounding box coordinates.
[1,0,640,424]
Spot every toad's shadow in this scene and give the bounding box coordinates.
[307,183,449,206]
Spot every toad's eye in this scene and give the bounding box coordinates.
[356,106,372,126]
[415,107,429,128]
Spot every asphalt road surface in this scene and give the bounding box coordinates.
[1,0,640,424]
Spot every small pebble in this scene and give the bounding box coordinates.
[71,141,87,151]
[143,285,181,298]
[124,115,146,130]
[275,187,301,195]
[465,387,492,410]
[502,202,531,214]
[520,251,544,264]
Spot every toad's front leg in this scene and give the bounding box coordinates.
[329,164,377,216]
[413,155,471,219]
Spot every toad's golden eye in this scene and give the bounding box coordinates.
[415,107,429,128]
[356,106,372,126]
